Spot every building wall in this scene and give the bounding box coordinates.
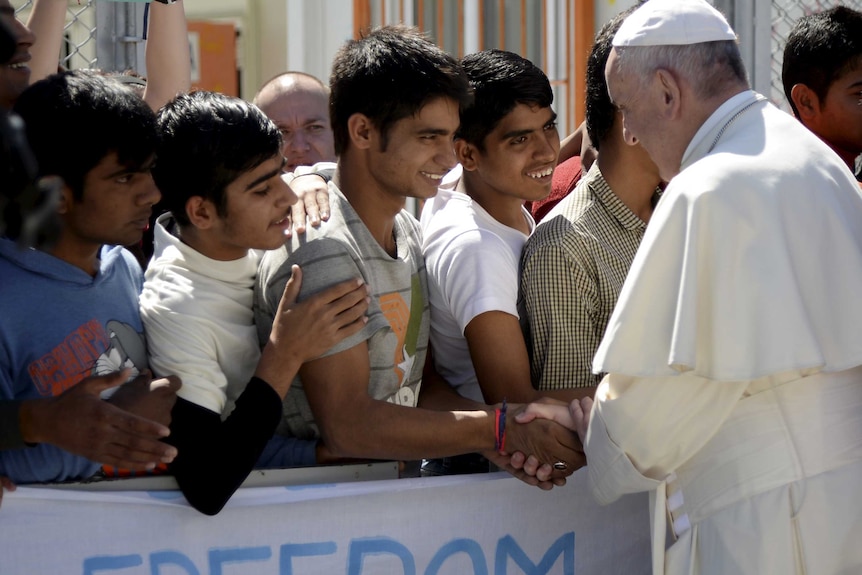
[184,0,584,133]
[594,0,637,31]
[184,0,259,99]
[184,0,852,114]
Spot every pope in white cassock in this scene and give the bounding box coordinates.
[521,0,862,573]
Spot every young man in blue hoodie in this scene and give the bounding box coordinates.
[0,71,179,485]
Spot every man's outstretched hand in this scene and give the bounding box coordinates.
[19,369,180,470]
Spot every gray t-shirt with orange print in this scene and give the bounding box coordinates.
[254,183,430,440]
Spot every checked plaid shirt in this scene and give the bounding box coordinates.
[518,163,658,390]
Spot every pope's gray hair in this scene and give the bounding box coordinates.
[614,40,749,98]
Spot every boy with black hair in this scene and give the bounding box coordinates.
[142,90,369,515]
[256,26,581,484]
[783,6,862,179]
[0,71,179,484]
[422,50,558,406]
[421,49,594,475]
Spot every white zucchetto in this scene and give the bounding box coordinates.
[613,0,736,47]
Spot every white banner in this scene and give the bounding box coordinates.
[0,469,650,575]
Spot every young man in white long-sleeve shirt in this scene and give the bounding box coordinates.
[141,91,369,515]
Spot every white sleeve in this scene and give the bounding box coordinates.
[432,230,520,333]
[586,372,748,505]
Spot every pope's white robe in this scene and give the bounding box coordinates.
[587,91,862,575]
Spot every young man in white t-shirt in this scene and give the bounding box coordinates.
[420,50,591,474]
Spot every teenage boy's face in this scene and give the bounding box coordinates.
[814,63,862,158]
[368,96,460,200]
[63,152,160,249]
[209,154,297,260]
[468,103,559,202]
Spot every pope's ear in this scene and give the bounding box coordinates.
[655,68,682,119]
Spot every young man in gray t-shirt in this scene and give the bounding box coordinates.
[255,25,582,483]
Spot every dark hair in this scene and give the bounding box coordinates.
[329,24,471,155]
[12,70,158,200]
[585,7,637,151]
[152,91,281,228]
[782,6,862,118]
[457,49,552,149]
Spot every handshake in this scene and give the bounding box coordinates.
[490,397,593,490]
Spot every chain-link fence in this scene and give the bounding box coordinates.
[14,0,145,73]
[770,0,862,107]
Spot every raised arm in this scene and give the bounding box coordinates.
[25,0,66,83]
[142,0,191,111]
[557,121,585,164]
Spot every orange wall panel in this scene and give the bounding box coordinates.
[187,20,238,97]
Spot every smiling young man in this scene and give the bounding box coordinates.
[1,71,179,485]
[0,0,33,110]
[421,49,557,407]
[141,91,369,515]
[255,27,582,482]
[419,50,594,475]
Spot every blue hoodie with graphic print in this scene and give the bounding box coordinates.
[0,238,146,483]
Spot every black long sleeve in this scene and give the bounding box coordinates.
[164,377,282,515]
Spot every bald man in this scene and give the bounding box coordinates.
[254,72,336,173]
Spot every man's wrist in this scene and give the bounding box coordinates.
[494,399,508,453]
[254,345,303,396]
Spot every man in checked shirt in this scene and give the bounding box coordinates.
[518,7,662,392]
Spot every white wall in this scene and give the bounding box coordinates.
[283,0,353,85]
[185,0,354,99]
